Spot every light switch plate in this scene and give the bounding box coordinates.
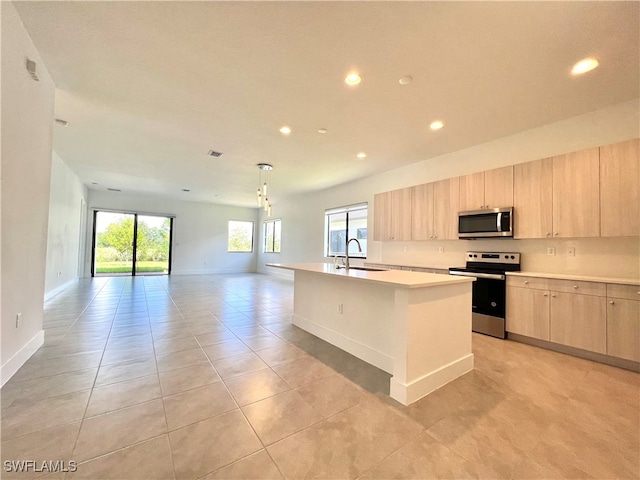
[547,247,555,256]
[567,247,576,257]
[438,246,444,254]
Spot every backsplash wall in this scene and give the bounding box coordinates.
[378,236,639,279]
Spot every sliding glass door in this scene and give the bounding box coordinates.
[92,211,173,277]
[135,215,172,275]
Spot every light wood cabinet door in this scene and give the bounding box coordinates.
[411,183,434,240]
[506,286,550,340]
[607,298,640,362]
[373,192,391,241]
[459,172,485,212]
[484,166,513,209]
[390,188,412,241]
[513,158,553,239]
[600,139,639,237]
[433,177,460,240]
[552,147,600,238]
[549,292,606,354]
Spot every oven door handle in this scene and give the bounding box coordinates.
[449,271,505,280]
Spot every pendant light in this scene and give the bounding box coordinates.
[256,163,273,217]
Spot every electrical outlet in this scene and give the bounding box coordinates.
[337,304,343,314]
[438,246,444,254]
[567,247,576,257]
[16,313,22,328]
[547,247,556,256]
[57,271,62,278]
[402,246,408,253]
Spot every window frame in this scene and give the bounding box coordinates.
[263,219,282,253]
[324,203,368,259]
[227,220,254,253]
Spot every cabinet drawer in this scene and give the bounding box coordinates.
[546,279,606,297]
[506,276,548,290]
[607,283,640,301]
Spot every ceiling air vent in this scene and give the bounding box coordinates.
[208,150,223,158]
[107,188,121,192]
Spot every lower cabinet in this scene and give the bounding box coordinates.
[505,286,550,340]
[507,276,639,362]
[549,291,606,354]
[607,296,640,362]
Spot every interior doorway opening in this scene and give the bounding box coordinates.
[92,210,173,277]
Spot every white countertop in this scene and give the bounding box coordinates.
[266,263,474,289]
[507,271,640,286]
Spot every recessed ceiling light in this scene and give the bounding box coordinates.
[54,119,69,127]
[91,182,98,185]
[399,76,413,85]
[571,57,599,75]
[279,126,292,135]
[345,72,362,86]
[208,150,223,157]
[430,120,444,131]
[318,128,328,134]
[357,152,367,159]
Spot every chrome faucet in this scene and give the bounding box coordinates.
[345,238,362,270]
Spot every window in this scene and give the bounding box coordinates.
[264,219,281,253]
[325,203,367,258]
[228,220,254,252]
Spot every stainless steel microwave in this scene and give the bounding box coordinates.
[458,207,513,238]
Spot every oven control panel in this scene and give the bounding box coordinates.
[465,252,520,265]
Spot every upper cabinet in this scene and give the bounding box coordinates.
[373,188,412,241]
[411,177,460,241]
[514,158,553,239]
[552,147,600,238]
[411,183,434,240]
[459,166,513,212]
[376,139,639,242]
[433,177,460,240]
[600,139,639,237]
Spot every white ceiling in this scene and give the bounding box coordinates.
[14,1,639,207]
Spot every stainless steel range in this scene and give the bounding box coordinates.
[449,251,521,339]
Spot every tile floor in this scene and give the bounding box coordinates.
[1,274,638,480]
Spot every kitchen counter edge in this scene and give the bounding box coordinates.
[266,263,474,289]
[506,271,640,286]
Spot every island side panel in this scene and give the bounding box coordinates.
[292,270,395,373]
[390,281,474,405]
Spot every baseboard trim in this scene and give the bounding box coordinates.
[171,268,256,275]
[44,278,78,302]
[390,353,474,406]
[1,330,45,387]
[292,313,393,373]
[508,332,640,373]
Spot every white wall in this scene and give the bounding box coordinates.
[1,2,55,384]
[86,191,259,276]
[259,100,640,281]
[44,152,88,299]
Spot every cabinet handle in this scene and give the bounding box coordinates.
[543,293,548,297]
[524,280,529,284]
[609,300,615,305]
[554,232,559,236]
[551,293,556,298]
[546,232,551,237]
[573,285,578,289]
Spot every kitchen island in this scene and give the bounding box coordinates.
[267,263,475,405]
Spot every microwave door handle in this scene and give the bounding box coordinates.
[496,212,502,232]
